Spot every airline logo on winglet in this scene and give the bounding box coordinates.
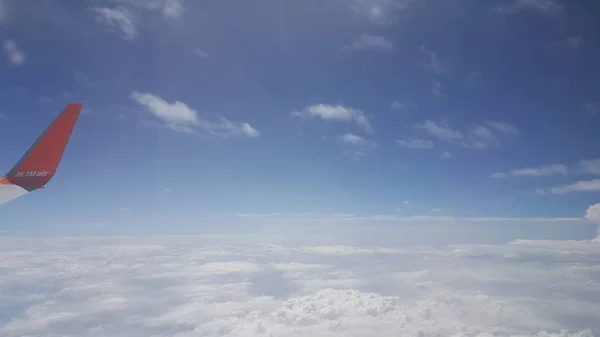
[14,171,50,178]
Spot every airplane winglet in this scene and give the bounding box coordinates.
[2,103,83,193]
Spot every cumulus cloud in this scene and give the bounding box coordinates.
[585,204,600,224]
[3,39,25,65]
[0,232,598,336]
[345,34,393,51]
[130,91,260,138]
[292,104,374,134]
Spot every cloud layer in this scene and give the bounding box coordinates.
[0,233,598,337]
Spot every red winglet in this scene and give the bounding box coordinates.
[5,103,83,190]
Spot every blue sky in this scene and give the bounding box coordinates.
[1,0,600,237]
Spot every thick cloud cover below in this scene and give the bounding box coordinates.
[0,233,599,337]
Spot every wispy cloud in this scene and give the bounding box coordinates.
[3,40,25,65]
[550,179,600,194]
[193,47,209,58]
[491,164,569,178]
[485,120,519,135]
[493,158,600,179]
[340,133,376,147]
[92,6,137,41]
[345,34,393,52]
[409,119,516,151]
[579,159,600,174]
[349,0,414,24]
[292,104,374,134]
[463,121,518,150]
[415,120,463,142]
[513,164,569,177]
[162,0,184,20]
[397,139,434,149]
[92,1,184,40]
[420,46,447,75]
[431,81,443,98]
[496,0,564,18]
[390,99,414,111]
[130,91,260,138]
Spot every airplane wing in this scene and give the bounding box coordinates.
[0,103,83,206]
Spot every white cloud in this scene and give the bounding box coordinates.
[241,123,261,138]
[292,104,374,134]
[0,232,598,336]
[550,179,600,194]
[390,99,414,111]
[420,46,447,75]
[92,7,137,41]
[92,1,183,40]
[416,120,463,142]
[493,158,600,181]
[442,151,452,158]
[397,138,434,149]
[162,0,184,20]
[485,120,519,135]
[345,34,393,51]
[513,164,569,177]
[193,47,209,58]
[407,119,516,151]
[349,0,414,24]
[471,124,495,140]
[464,121,518,149]
[431,81,443,98]
[585,204,600,225]
[490,172,509,179]
[130,91,260,138]
[3,40,25,65]
[340,133,376,147]
[579,159,600,174]
[492,164,569,179]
